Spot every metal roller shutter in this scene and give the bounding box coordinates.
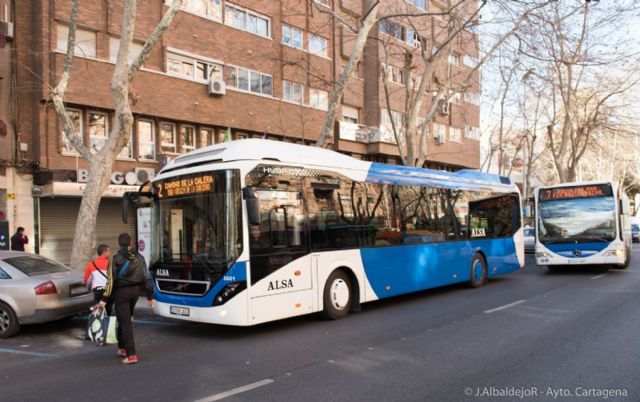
[40,198,136,267]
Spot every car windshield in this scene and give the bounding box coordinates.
[151,170,242,280]
[5,255,71,276]
[538,196,616,244]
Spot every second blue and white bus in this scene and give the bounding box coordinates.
[534,181,632,270]
[129,139,524,325]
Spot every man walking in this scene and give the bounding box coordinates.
[99,233,153,365]
[83,244,111,306]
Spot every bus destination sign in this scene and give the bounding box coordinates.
[539,184,612,201]
[156,174,214,198]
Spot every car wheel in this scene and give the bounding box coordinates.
[0,301,20,339]
[321,270,352,320]
[469,254,487,288]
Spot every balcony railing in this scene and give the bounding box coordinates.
[338,121,397,144]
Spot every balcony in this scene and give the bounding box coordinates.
[338,121,397,144]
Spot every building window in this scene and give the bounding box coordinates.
[464,92,481,106]
[181,125,196,153]
[465,125,480,140]
[56,24,96,58]
[450,92,462,104]
[137,119,156,161]
[109,37,143,64]
[382,63,405,85]
[341,105,359,124]
[225,65,273,96]
[282,24,303,49]
[118,136,134,159]
[433,123,447,142]
[224,3,270,38]
[172,0,222,21]
[309,34,328,57]
[61,109,83,156]
[167,51,223,83]
[283,80,303,104]
[380,19,406,41]
[381,108,404,128]
[236,132,248,140]
[160,122,177,153]
[448,53,460,65]
[463,54,478,68]
[406,0,427,10]
[309,89,328,111]
[450,127,462,143]
[88,112,107,154]
[200,128,214,148]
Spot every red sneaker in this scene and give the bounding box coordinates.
[121,355,139,365]
[118,348,127,357]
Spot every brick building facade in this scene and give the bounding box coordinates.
[1,0,481,263]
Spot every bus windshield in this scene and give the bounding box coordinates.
[538,196,616,244]
[151,170,242,282]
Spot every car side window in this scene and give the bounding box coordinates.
[0,268,11,279]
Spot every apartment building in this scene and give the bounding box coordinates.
[1,0,481,264]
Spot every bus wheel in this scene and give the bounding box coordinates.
[621,248,631,269]
[321,270,352,320]
[469,254,487,288]
[0,302,20,339]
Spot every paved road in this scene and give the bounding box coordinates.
[1,250,639,402]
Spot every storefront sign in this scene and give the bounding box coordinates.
[137,207,151,263]
[0,221,9,250]
[77,169,149,186]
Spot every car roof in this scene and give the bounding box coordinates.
[0,251,38,260]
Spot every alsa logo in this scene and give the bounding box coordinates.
[267,279,293,291]
[156,269,170,277]
[471,228,486,237]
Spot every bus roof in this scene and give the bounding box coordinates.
[161,139,517,193]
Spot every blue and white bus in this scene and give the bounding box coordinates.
[129,140,523,325]
[534,181,632,270]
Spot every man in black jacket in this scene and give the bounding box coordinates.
[99,233,153,365]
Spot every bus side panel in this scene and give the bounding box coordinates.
[468,238,521,277]
[359,242,473,299]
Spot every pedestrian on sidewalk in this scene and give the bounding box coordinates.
[10,227,28,251]
[98,233,153,365]
[83,244,111,309]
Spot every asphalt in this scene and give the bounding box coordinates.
[0,249,639,402]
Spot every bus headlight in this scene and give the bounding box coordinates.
[213,282,246,306]
[603,249,624,257]
[536,252,552,259]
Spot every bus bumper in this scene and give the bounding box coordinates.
[153,292,250,326]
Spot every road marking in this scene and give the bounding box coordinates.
[0,347,56,358]
[193,379,274,402]
[591,273,607,280]
[484,299,526,314]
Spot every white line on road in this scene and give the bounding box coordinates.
[0,347,56,358]
[193,379,274,402]
[590,273,607,280]
[484,299,526,314]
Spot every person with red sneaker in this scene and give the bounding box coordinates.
[98,233,153,364]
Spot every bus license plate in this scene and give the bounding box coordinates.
[568,259,585,264]
[170,306,190,316]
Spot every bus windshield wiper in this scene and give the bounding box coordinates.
[575,235,611,243]
[540,237,575,244]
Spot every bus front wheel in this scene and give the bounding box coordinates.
[469,254,487,288]
[321,270,352,320]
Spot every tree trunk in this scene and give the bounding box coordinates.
[316,2,379,148]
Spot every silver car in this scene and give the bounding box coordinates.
[524,227,535,254]
[0,251,94,338]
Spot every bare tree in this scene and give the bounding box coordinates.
[515,1,640,182]
[51,0,184,269]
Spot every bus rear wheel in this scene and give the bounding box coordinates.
[321,270,352,320]
[469,254,487,288]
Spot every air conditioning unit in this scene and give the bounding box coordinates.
[208,79,226,96]
[0,21,13,38]
[436,132,446,145]
[437,98,449,115]
[135,167,156,184]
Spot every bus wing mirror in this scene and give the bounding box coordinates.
[122,191,154,223]
[243,188,261,226]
